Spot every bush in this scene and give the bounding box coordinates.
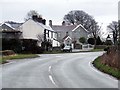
[79,37,86,44]
[2,38,22,53]
[96,36,102,45]
[0,50,16,56]
[105,40,113,45]
[22,39,44,54]
[87,38,95,45]
[2,38,44,54]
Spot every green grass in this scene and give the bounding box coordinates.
[0,54,39,64]
[90,49,104,52]
[43,50,63,54]
[93,57,120,79]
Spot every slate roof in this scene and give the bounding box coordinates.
[52,24,88,32]
[0,21,23,32]
[52,25,77,32]
[63,35,72,41]
[34,20,54,31]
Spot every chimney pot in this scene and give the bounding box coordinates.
[49,20,52,27]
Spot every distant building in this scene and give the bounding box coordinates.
[0,22,22,39]
[1,19,60,49]
[19,19,60,47]
[49,20,89,49]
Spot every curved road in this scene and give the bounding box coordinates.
[1,52,118,88]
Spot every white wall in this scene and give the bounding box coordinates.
[52,32,60,47]
[20,19,60,47]
[72,26,88,43]
[20,19,44,40]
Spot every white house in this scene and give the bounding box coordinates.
[50,21,89,49]
[19,19,60,47]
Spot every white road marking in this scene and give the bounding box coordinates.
[49,66,52,72]
[48,66,57,87]
[49,75,57,87]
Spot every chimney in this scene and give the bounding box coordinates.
[37,17,42,23]
[49,20,52,27]
[32,15,38,21]
[42,19,46,25]
[62,21,66,26]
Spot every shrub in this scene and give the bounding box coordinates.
[79,37,86,44]
[0,50,16,56]
[87,38,95,45]
[22,39,44,54]
[2,38,22,53]
[105,40,113,45]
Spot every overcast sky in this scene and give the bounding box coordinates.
[0,0,119,36]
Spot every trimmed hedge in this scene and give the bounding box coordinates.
[2,38,44,54]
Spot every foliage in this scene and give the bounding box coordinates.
[60,43,65,49]
[90,49,103,52]
[2,38,22,53]
[87,38,95,45]
[2,38,44,54]
[1,50,15,56]
[24,10,42,21]
[93,57,120,79]
[41,41,52,51]
[105,40,113,45]
[107,21,118,45]
[22,39,44,54]
[79,37,86,44]
[96,36,102,45]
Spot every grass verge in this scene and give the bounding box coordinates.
[90,49,104,52]
[92,56,120,79]
[0,54,39,64]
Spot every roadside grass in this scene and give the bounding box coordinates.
[0,54,39,64]
[90,49,104,52]
[93,57,120,79]
[43,50,63,54]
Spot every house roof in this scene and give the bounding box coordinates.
[21,19,54,32]
[52,25,77,32]
[52,24,88,32]
[72,24,88,32]
[35,20,54,31]
[63,35,72,41]
[0,22,23,32]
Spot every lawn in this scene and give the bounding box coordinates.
[93,56,120,79]
[90,49,104,52]
[0,54,39,64]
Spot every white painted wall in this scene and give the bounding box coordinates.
[52,32,60,47]
[20,19,60,47]
[72,26,88,43]
[20,19,44,40]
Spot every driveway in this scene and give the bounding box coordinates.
[1,52,118,88]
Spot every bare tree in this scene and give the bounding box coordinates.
[107,21,118,45]
[24,10,42,21]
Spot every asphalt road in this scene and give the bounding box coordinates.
[0,52,118,88]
